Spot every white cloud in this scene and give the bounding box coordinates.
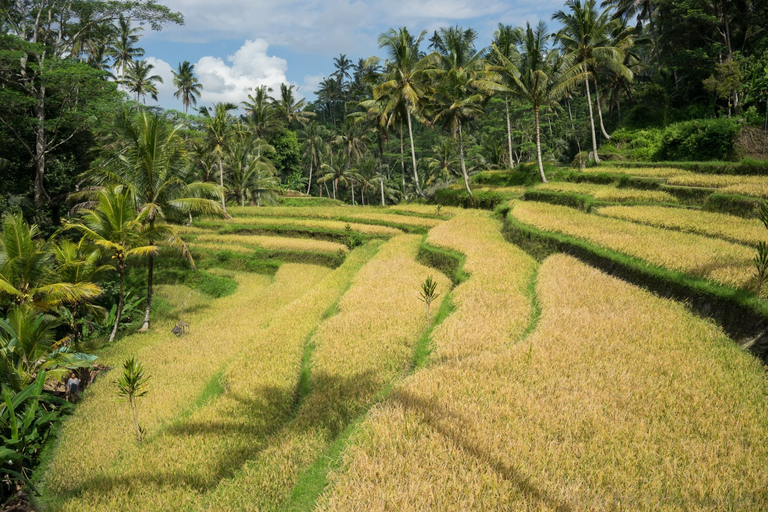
[144,39,290,110]
[302,74,325,96]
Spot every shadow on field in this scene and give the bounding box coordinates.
[393,388,573,512]
[59,370,381,502]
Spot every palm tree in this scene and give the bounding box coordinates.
[318,151,347,200]
[226,130,279,206]
[375,27,431,198]
[242,85,279,137]
[110,15,144,81]
[553,0,631,163]
[332,54,353,85]
[491,24,524,168]
[172,61,203,114]
[89,110,221,332]
[276,83,314,128]
[428,26,496,197]
[0,214,101,311]
[64,186,160,343]
[298,122,325,195]
[199,102,238,214]
[424,138,461,186]
[491,22,586,182]
[123,59,163,104]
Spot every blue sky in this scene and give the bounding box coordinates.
[138,0,567,111]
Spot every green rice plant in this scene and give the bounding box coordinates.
[754,242,768,297]
[116,357,149,443]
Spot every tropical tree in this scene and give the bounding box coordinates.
[172,61,203,114]
[275,83,314,127]
[491,24,524,168]
[226,132,279,206]
[491,22,585,182]
[123,59,163,104]
[375,27,431,198]
[110,15,144,80]
[298,122,325,195]
[88,110,220,332]
[242,85,279,137]
[0,214,101,311]
[553,0,632,162]
[64,186,164,343]
[199,102,238,214]
[424,138,461,186]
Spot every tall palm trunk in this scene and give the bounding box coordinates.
[218,152,227,213]
[377,134,386,206]
[306,158,313,195]
[109,264,126,343]
[505,96,515,168]
[584,70,601,165]
[139,254,153,331]
[593,77,611,140]
[458,122,473,197]
[534,106,548,183]
[406,108,425,197]
[400,124,406,200]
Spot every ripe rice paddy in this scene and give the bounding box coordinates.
[596,204,765,246]
[205,215,403,235]
[510,200,755,288]
[227,205,444,228]
[317,255,768,510]
[667,174,768,198]
[580,165,689,178]
[535,181,677,203]
[191,233,347,254]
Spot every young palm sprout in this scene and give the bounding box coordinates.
[117,357,150,442]
[418,275,441,328]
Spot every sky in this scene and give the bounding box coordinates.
[137,0,567,111]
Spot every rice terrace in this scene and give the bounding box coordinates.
[2,0,768,510]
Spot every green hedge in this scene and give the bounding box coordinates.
[416,242,468,285]
[703,193,764,218]
[522,189,596,212]
[502,216,768,363]
[659,118,740,161]
[470,170,529,187]
[432,188,507,210]
[659,185,715,205]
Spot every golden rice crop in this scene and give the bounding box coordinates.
[596,205,765,246]
[424,213,537,360]
[318,255,768,510]
[199,234,450,511]
[536,181,677,203]
[188,241,255,254]
[217,215,402,235]
[41,262,341,510]
[228,205,443,228]
[193,233,347,253]
[387,204,461,217]
[581,166,689,178]
[511,201,755,288]
[667,174,768,198]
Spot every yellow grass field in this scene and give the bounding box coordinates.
[536,181,678,203]
[581,166,689,178]
[41,245,379,510]
[425,213,537,360]
[596,205,765,246]
[510,201,755,288]
[192,233,347,253]
[215,215,402,235]
[318,255,768,510]
[667,174,768,198]
[199,234,450,510]
[227,205,443,228]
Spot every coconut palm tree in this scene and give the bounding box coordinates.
[172,61,203,115]
[375,27,431,198]
[199,102,238,214]
[225,129,278,206]
[424,138,461,186]
[553,0,631,163]
[298,122,325,195]
[64,186,161,343]
[491,24,524,168]
[275,83,314,128]
[110,15,144,81]
[491,22,586,182]
[123,59,163,104]
[242,85,279,137]
[0,214,101,312]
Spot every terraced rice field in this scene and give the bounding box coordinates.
[666,174,768,198]
[596,205,765,246]
[39,194,768,511]
[510,201,755,288]
[535,181,677,203]
[318,255,768,510]
[580,165,688,178]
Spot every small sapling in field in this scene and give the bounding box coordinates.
[117,357,150,442]
[757,203,768,298]
[418,275,440,328]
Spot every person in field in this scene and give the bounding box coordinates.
[66,372,80,403]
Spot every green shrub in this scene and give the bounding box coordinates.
[659,118,740,161]
[602,128,664,161]
[432,188,507,210]
[703,193,764,218]
[470,170,529,186]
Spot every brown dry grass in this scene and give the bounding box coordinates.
[511,201,755,288]
[319,255,768,510]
